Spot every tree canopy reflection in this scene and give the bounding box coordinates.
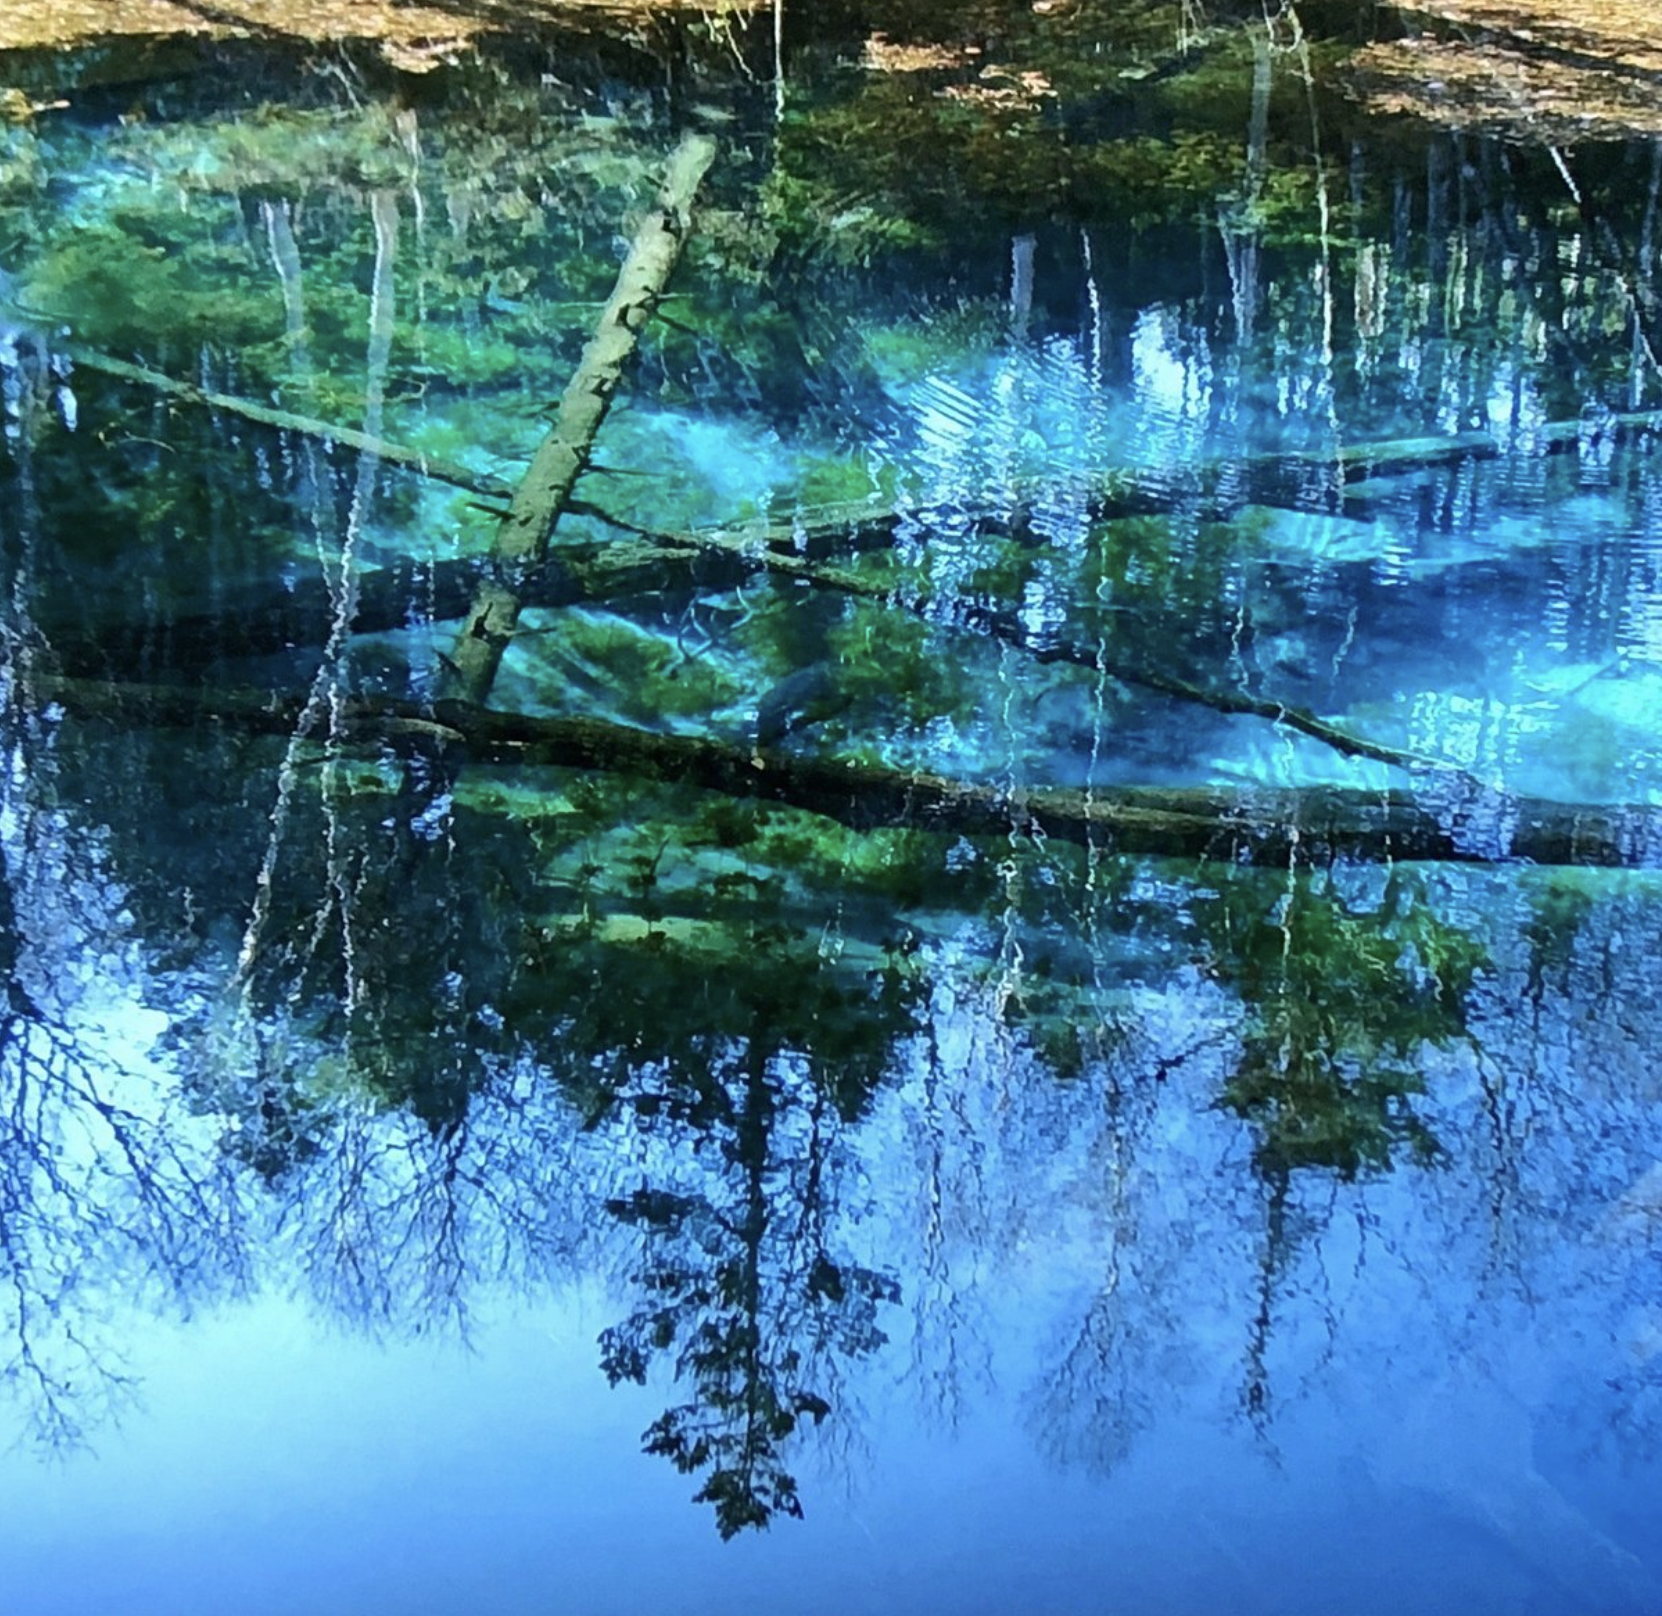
[2,4,1662,1567]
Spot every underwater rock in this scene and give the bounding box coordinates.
[752,661,851,748]
[1236,504,1403,567]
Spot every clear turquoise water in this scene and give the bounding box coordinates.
[4,15,1662,1613]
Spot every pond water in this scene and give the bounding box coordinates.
[4,5,1662,1612]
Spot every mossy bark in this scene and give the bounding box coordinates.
[439,131,719,705]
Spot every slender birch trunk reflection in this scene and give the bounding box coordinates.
[232,190,399,1056]
[262,198,312,382]
[1218,22,1270,349]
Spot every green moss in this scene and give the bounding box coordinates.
[514,611,746,729]
[793,453,894,510]
[23,221,285,350]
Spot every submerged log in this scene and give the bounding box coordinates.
[40,262,1662,554]
[59,344,516,503]
[42,501,1444,784]
[440,132,719,705]
[633,516,1453,777]
[42,503,903,676]
[51,388,1662,681]
[31,674,1662,870]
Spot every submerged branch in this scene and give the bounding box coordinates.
[52,397,1662,679]
[40,503,902,677]
[40,280,1662,546]
[59,344,515,504]
[31,674,1662,870]
[636,518,1455,778]
[43,498,1447,783]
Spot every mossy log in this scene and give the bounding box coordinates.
[46,276,1662,562]
[440,132,719,705]
[32,674,1662,870]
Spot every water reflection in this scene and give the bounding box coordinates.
[0,788,245,1449]
[7,672,1662,1596]
[3,7,1662,1611]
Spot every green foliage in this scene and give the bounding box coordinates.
[1069,132,1238,229]
[514,610,747,730]
[763,4,1350,243]
[860,300,1004,383]
[1521,872,1598,1001]
[0,124,45,207]
[388,320,527,389]
[792,452,896,510]
[823,602,967,744]
[776,76,1066,238]
[23,218,285,351]
[758,168,942,266]
[1201,869,1483,1179]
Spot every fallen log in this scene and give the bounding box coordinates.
[35,272,1662,544]
[41,499,1447,783]
[632,515,1456,777]
[441,132,719,705]
[40,502,905,676]
[47,386,1662,682]
[31,673,1662,870]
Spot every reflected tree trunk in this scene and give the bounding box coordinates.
[1010,233,1036,343]
[1219,22,1270,347]
[262,198,312,379]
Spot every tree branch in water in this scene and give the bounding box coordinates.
[31,675,1662,870]
[58,344,515,504]
[439,132,720,706]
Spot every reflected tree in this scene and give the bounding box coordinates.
[6,10,1662,1572]
[573,884,918,1535]
[1193,866,1485,1418]
[0,819,246,1448]
[0,357,249,1450]
[1201,867,1480,1178]
[598,1050,901,1536]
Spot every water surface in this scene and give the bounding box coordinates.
[4,7,1662,1612]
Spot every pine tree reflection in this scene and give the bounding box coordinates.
[1203,868,1473,1172]
[6,562,1659,1544]
[167,763,921,1533]
[549,898,920,1537]
[598,1044,901,1537]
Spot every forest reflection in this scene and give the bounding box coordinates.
[6,695,1662,1534]
[2,0,1662,1565]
